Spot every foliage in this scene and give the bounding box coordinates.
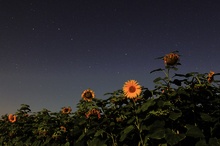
[1,52,220,146]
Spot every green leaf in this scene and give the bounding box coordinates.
[213,73,220,76]
[148,120,165,139]
[169,111,182,121]
[171,67,178,71]
[76,132,86,143]
[110,122,115,126]
[172,79,182,86]
[159,144,167,146]
[150,120,165,128]
[142,89,153,99]
[64,142,70,146]
[150,68,164,74]
[15,141,24,145]
[186,72,198,77]
[174,73,187,77]
[148,128,165,139]
[209,138,220,146]
[200,113,212,122]
[144,135,149,144]
[186,125,204,138]
[127,117,135,124]
[165,129,185,146]
[94,129,105,137]
[177,89,190,97]
[141,99,155,112]
[155,56,164,60]
[87,138,107,146]
[195,140,207,146]
[19,104,31,112]
[120,125,134,141]
[163,101,172,107]
[43,137,51,145]
[153,77,163,83]
[212,123,220,136]
[32,141,41,146]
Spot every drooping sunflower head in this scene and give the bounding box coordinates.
[85,108,101,119]
[163,53,179,66]
[123,80,142,99]
[207,71,215,83]
[81,89,95,101]
[61,107,72,114]
[8,114,16,123]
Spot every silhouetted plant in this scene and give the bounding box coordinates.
[1,51,220,146]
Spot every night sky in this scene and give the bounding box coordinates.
[1,0,220,115]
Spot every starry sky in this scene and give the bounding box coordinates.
[1,0,220,115]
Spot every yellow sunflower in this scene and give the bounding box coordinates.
[123,80,141,99]
[8,114,16,123]
[81,89,95,101]
[207,71,215,83]
[61,107,72,114]
[163,53,179,66]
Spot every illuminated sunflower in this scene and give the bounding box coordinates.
[61,107,72,114]
[208,71,215,83]
[123,80,141,99]
[81,89,95,101]
[163,53,179,66]
[8,114,16,123]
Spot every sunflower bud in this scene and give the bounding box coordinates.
[8,114,16,123]
[61,107,72,114]
[207,71,215,83]
[163,53,179,66]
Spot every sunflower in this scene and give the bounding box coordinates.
[123,80,142,99]
[8,114,16,123]
[61,107,72,114]
[163,53,179,66]
[208,71,215,83]
[81,89,95,101]
[38,127,47,136]
[60,126,66,132]
[85,109,101,119]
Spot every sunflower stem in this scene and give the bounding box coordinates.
[195,76,201,84]
[163,67,171,89]
[132,100,146,146]
[167,68,171,89]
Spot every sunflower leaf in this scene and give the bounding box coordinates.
[173,73,187,77]
[165,128,186,145]
[148,128,165,139]
[195,140,207,146]
[119,125,134,141]
[150,68,164,74]
[153,77,163,83]
[141,99,155,112]
[186,125,204,138]
[169,111,182,121]
[94,130,105,137]
[209,138,220,145]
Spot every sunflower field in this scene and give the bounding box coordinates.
[1,52,220,146]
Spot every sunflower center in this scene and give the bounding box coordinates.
[85,92,92,99]
[129,86,136,93]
